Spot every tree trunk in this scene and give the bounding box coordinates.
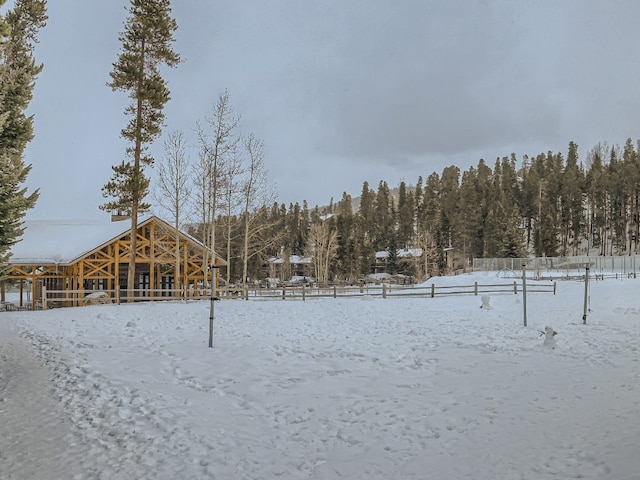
[127,208,137,301]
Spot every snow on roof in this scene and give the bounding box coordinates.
[8,215,210,266]
[398,248,423,258]
[376,248,423,259]
[267,255,312,264]
[9,218,140,264]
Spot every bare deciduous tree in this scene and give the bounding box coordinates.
[192,90,239,286]
[154,130,191,296]
[306,222,338,287]
[220,143,244,286]
[240,133,282,293]
[414,230,440,279]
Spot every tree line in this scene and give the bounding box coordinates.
[199,139,640,285]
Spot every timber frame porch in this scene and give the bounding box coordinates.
[3,216,226,309]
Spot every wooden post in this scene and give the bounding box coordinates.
[431,283,435,298]
[474,281,478,295]
[302,284,306,301]
[115,240,120,304]
[31,271,36,310]
[333,286,337,298]
[382,284,387,299]
[553,282,557,295]
[513,281,517,294]
[150,223,155,299]
[42,285,47,310]
[282,286,286,300]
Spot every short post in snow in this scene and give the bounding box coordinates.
[209,264,220,348]
[522,263,527,327]
[582,264,590,325]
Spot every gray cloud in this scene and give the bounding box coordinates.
[14,0,640,216]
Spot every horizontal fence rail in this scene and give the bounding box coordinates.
[244,281,557,300]
[39,287,215,309]
[9,280,559,310]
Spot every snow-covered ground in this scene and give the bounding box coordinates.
[1,273,640,479]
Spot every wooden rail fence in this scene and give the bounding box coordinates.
[245,281,556,300]
[27,281,557,309]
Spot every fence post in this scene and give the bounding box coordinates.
[553,282,556,295]
[382,284,387,299]
[430,283,435,298]
[333,286,337,298]
[513,281,517,294]
[42,285,47,310]
[474,282,478,295]
[282,286,286,300]
[302,284,306,301]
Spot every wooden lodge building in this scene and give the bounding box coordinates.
[2,215,226,309]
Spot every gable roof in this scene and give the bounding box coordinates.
[10,215,214,265]
[267,255,312,265]
[375,248,424,259]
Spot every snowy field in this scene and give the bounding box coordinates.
[1,273,640,479]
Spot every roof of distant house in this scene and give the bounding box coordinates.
[376,248,423,259]
[267,255,312,264]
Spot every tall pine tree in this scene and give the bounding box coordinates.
[396,180,414,248]
[585,144,608,254]
[101,0,180,295]
[561,142,585,255]
[373,180,394,251]
[0,0,46,280]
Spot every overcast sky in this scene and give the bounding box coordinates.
[9,0,640,220]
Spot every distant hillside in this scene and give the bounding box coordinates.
[321,184,411,214]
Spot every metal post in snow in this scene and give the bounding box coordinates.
[209,264,219,348]
[583,264,589,325]
[522,263,527,327]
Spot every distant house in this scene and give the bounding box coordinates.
[374,248,423,274]
[2,215,226,309]
[266,254,312,281]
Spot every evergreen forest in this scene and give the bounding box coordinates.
[188,139,640,284]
